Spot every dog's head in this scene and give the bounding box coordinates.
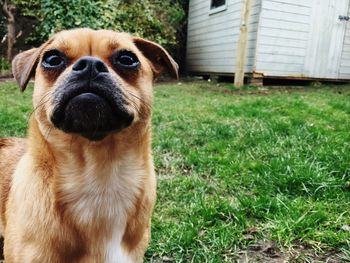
[12,28,178,141]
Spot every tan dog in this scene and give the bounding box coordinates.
[0,28,178,262]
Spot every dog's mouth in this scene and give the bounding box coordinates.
[51,86,134,141]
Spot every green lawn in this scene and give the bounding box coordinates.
[1,81,350,262]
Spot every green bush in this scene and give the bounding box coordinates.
[16,0,186,50]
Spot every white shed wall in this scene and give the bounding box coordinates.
[187,0,350,80]
[254,0,312,76]
[186,0,261,74]
[254,0,350,79]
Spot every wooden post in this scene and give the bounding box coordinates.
[234,0,251,88]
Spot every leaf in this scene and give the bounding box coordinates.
[341,224,350,231]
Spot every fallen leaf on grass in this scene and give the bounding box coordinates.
[341,224,350,231]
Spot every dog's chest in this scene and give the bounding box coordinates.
[59,159,144,262]
[62,157,142,220]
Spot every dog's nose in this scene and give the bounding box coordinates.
[72,56,108,78]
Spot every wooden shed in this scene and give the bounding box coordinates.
[186,0,350,83]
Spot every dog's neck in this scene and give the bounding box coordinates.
[27,117,152,223]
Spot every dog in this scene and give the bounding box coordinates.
[0,28,178,262]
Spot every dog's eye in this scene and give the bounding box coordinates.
[111,50,140,70]
[42,50,66,69]
[46,55,62,66]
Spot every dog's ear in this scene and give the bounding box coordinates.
[12,44,47,92]
[133,37,179,79]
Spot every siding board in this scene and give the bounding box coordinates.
[259,19,309,33]
[187,38,236,49]
[265,0,310,7]
[260,10,309,23]
[262,1,311,15]
[188,27,237,40]
[258,36,307,48]
[257,54,304,64]
[259,28,308,40]
[257,45,306,56]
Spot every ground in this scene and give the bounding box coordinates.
[0,80,350,262]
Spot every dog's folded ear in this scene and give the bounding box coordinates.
[133,37,179,79]
[12,41,50,92]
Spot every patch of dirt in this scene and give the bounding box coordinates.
[0,76,14,82]
[0,71,13,81]
[238,241,287,263]
[237,241,347,263]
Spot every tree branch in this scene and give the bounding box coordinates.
[1,0,15,21]
[1,0,10,18]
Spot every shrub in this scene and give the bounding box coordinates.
[16,0,186,50]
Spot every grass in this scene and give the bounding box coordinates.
[1,80,350,262]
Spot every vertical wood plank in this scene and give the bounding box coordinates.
[339,0,350,78]
[304,0,348,78]
[234,0,251,87]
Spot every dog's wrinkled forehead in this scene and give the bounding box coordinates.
[50,29,140,61]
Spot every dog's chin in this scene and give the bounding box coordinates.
[51,92,134,141]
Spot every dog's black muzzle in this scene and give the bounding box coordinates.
[51,56,133,141]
